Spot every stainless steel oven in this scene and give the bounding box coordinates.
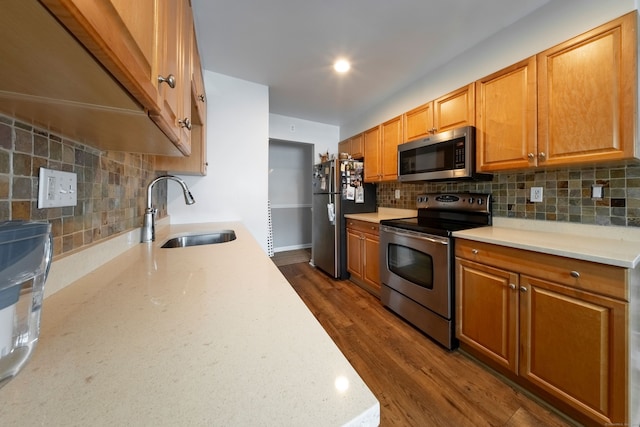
[380,193,491,349]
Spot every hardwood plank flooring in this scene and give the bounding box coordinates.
[278,261,578,427]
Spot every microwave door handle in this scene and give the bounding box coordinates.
[381,226,449,245]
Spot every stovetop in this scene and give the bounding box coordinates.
[380,193,492,237]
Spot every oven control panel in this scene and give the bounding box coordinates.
[416,193,491,213]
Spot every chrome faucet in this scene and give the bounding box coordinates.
[141,175,195,243]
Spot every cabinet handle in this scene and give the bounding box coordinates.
[178,117,192,130]
[527,153,535,159]
[570,271,580,278]
[429,127,437,134]
[538,152,546,159]
[509,284,516,290]
[158,74,176,89]
[471,249,479,255]
[198,94,206,102]
[520,286,528,292]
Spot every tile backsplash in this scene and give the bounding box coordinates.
[378,162,640,227]
[0,114,168,258]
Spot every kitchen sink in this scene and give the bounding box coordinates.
[161,230,236,248]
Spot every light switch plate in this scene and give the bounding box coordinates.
[38,168,77,208]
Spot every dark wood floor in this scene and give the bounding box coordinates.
[278,261,578,427]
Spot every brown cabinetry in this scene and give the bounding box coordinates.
[346,219,380,295]
[1,1,182,156]
[39,0,200,156]
[476,12,637,172]
[156,24,208,175]
[364,116,402,182]
[338,133,364,159]
[403,84,475,142]
[150,0,193,155]
[537,12,636,167]
[475,57,537,172]
[456,240,628,426]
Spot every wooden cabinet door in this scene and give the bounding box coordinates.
[537,12,636,167]
[338,134,364,159]
[403,102,434,142]
[519,275,627,426]
[434,83,475,132]
[150,0,193,154]
[346,228,363,279]
[456,258,519,373]
[338,139,350,156]
[362,233,380,292]
[363,126,381,182]
[476,57,537,172]
[350,133,364,159]
[380,116,402,181]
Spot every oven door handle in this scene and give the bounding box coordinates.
[381,226,449,245]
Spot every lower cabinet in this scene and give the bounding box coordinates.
[346,219,380,295]
[455,239,628,427]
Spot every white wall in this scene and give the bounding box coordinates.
[269,114,339,161]
[168,71,270,252]
[340,0,638,138]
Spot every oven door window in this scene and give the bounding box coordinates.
[387,243,433,289]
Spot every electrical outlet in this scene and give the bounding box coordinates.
[394,189,401,199]
[530,186,543,203]
[38,168,77,208]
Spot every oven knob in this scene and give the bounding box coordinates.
[468,197,474,204]
[478,198,483,205]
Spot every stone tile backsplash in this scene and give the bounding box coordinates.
[0,114,168,258]
[378,162,640,227]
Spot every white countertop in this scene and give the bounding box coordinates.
[454,218,640,268]
[0,222,379,426]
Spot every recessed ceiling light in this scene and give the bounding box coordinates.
[333,59,351,73]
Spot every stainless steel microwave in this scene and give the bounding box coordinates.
[397,126,491,182]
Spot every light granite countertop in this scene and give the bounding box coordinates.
[453,217,640,269]
[0,222,379,426]
[344,207,417,223]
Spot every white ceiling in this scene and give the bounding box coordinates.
[191,0,552,126]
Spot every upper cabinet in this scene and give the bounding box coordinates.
[21,0,200,156]
[364,116,402,182]
[156,30,208,176]
[476,57,537,172]
[0,0,182,155]
[537,12,637,167]
[338,133,364,159]
[477,12,637,172]
[403,84,475,142]
[151,0,194,155]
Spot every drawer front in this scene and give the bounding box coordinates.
[346,219,379,235]
[455,239,627,300]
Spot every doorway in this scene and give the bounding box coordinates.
[268,139,314,253]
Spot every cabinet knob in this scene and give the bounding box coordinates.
[538,152,546,159]
[520,286,528,292]
[158,74,176,89]
[509,284,516,290]
[178,117,192,130]
[527,153,535,159]
[198,94,206,102]
[570,270,580,278]
[471,249,479,255]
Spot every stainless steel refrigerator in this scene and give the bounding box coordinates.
[311,159,376,279]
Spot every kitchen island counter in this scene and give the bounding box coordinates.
[0,222,380,426]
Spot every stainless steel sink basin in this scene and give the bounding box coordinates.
[161,230,236,248]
